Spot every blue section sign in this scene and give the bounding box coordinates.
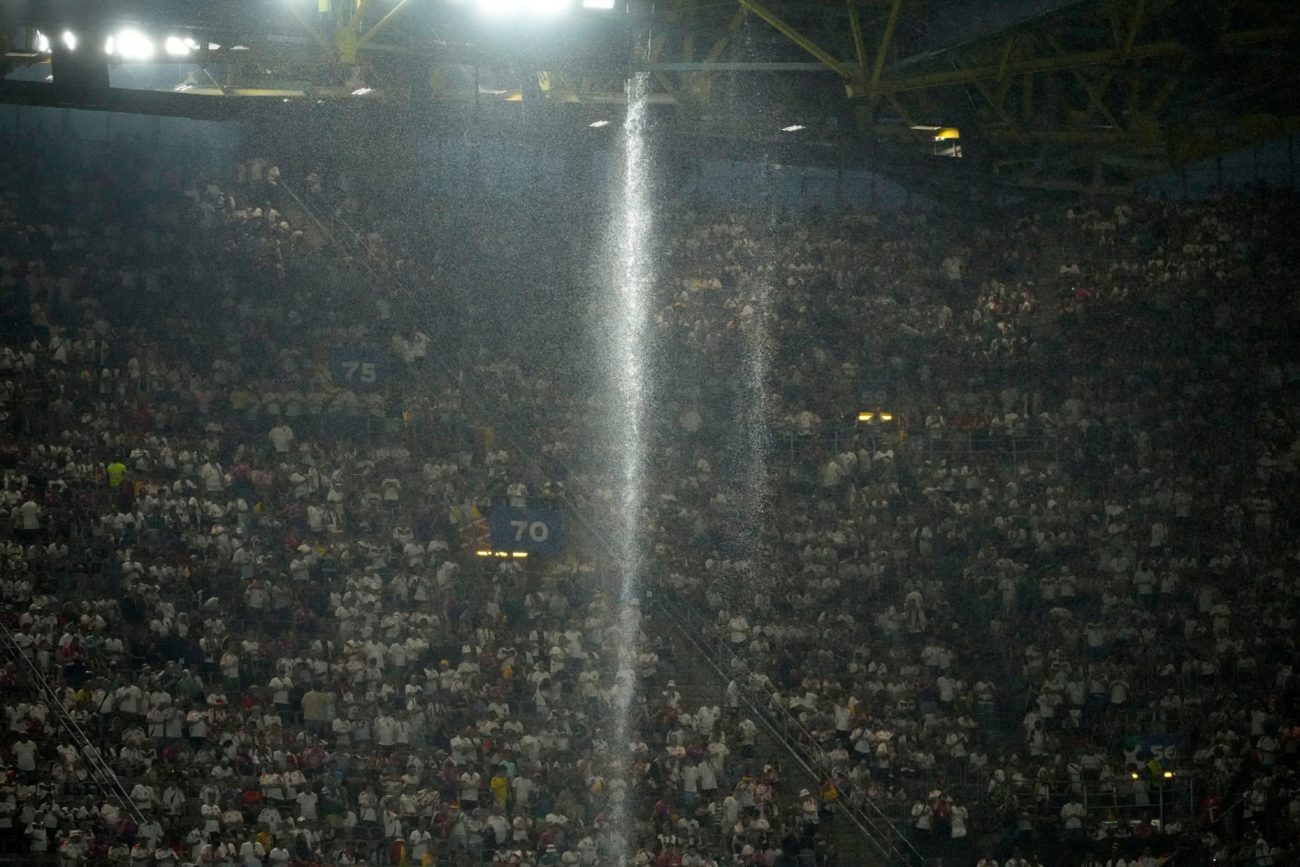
[488,506,564,555]
[1122,734,1182,768]
[330,348,383,389]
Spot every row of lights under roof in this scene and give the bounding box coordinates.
[27,1,620,63]
[585,121,809,132]
[33,28,246,61]
[455,0,615,13]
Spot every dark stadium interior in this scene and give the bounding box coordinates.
[1,2,1299,866]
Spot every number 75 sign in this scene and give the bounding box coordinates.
[488,506,564,555]
[331,349,382,388]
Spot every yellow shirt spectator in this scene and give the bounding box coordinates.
[106,461,127,487]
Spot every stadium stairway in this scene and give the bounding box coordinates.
[662,632,876,866]
[650,599,922,867]
[0,620,146,834]
[273,181,335,252]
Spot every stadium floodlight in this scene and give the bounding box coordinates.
[61,31,77,51]
[113,28,155,61]
[164,37,200,57]
[588,119,610,128]
[351,87,374,96]
[473,0,584,17]
[528,0,573,13]
[582,0,616,8]
[781,124,806,132]
[35,31,51,53]
[477,0,521,15]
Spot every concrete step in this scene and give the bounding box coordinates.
[652,631,892,866]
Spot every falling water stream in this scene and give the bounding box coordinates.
[733,259,774,601]
[600,54,774,861]
[604,70,653,866]
[722,13,776,611]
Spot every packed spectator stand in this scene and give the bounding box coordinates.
[1,125,1298,867]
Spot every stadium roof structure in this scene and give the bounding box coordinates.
[2,0,1299,196]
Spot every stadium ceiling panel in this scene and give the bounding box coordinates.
[1,0,1299,194]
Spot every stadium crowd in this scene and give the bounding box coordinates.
[0,122,1298,867]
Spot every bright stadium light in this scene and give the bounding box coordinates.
[164,36,199,57]
[61,31,77,51]
[35,31,51,53]
[589,119,610,128]
[781,124,806,132]
[351,87,373,96]
[472,0,585,17]
[477,0,521,15]
[114,28,155,61]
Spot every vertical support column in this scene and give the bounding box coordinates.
[848,2,868,77]
[868,0,904,95]
[1288,134,1295,188]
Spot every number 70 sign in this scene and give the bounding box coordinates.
[511,519,551,543]
[490,506,563,554]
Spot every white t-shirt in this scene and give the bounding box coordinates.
[296,791,318,819]
[269,424,295,453]
[950,805,968,838]
[681,764,699,793]
[17,501,40,530]
[12,740,36,772]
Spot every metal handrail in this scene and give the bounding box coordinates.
[657,601,924,865]
[0,620,146,828]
